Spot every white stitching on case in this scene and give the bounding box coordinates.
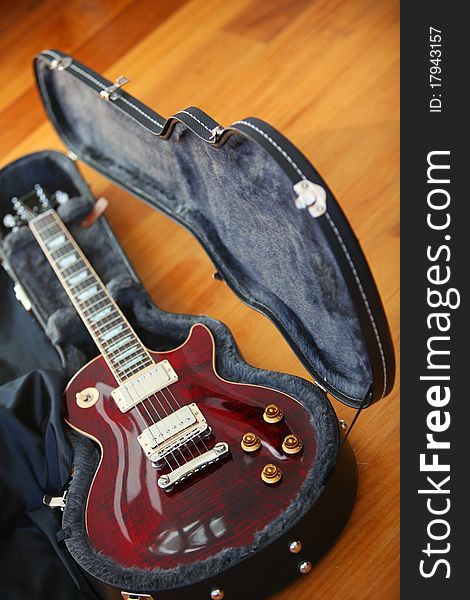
[325,213,387,399]
[178,110,214,135]
[69,64,164,129]
[233,119,387,399]
[120,97,163,128]
[70,64,107,89]
[233,120,304,179]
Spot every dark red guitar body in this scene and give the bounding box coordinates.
[65,323,316,570]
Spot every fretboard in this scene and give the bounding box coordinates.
[29,209,153,383]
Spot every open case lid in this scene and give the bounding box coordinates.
[33,49,395,409]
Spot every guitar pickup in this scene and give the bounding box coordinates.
[137,403,208,462]
[112,360,178,413]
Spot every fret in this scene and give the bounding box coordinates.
[118,359,151,378]
[29,209,153,383]
[69,277,96,294]
[50,246,76,261]
[36,220,61,236]
[80,295,110,316]
[101,324,125,342]
[113,344,142,363]
[106,334,133,353]
[93,314,123,333]
[108,342,145,362]
[118,358,153,379]
[61,261,86,277]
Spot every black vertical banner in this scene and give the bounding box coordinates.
[401,3,468,598]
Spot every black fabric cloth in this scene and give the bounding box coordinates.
[0,369,93,599]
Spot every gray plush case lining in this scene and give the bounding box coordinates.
[34,57,372,403]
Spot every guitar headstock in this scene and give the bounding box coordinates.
[3,184,69,231]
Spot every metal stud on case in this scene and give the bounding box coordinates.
[210,588,224,600]
[289,540,302,554]
[299,560,312,574]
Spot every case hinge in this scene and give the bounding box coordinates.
[100,76,130,101]
[210,125,225,141]
[294,180,327,218]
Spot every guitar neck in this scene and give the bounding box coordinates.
[29,209,153,382]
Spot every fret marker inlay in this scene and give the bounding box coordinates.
[78,286,98,302]
[59,254,77,268]
[47,234,66,249]
[69,270,89,286]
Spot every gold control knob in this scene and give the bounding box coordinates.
[241,432,261,453]
[261,463,282,485]
[263,403,284,424]
[76,387,99,408]
[282,434,303,455]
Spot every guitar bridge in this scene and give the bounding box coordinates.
[158,442,230,491]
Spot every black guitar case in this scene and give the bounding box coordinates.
[0,50,395,600]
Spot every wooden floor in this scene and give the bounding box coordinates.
[0,1,399,598]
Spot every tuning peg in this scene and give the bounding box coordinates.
[54,190,69,205]
[3,213,17,229]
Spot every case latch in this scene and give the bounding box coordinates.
[100,76,130,101]
[294,180,327,218]
[49,56,73,71]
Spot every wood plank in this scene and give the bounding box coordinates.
[0,0,189,157]
[225,0,312,42]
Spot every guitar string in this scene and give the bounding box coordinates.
[115,344,200,465]
[157,387,206,455]
[162,386,210,452]
[130,376,186,469]
[33,212,207,471]
[148,392,197,460]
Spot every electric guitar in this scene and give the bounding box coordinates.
[11,189,316,571]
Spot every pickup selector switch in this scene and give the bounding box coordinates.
[76,387,99,408]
